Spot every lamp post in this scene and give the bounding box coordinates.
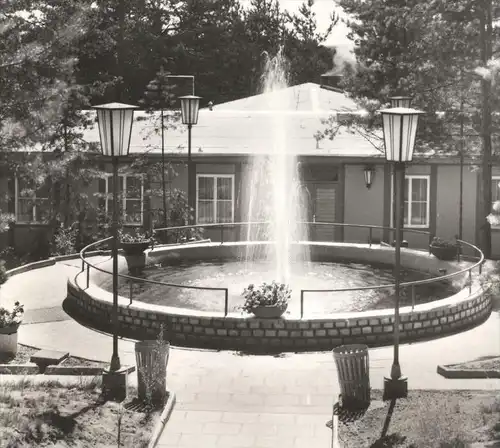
[379,106,424,399]
[94,102,138,377]
[179,95,201,225]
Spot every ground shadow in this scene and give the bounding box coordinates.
[368,399,414,447]
[0,353,16,363]
[21,398,106,446]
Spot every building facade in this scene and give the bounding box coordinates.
[0,83,497,258]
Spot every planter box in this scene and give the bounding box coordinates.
[120,242,150,256]
[430,244,458,261]
[437,364,500,379]
[252,305,287,318]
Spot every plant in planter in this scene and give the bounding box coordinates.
[242,281,291,318]
[119,229,154,256]
[0,301,24,356]
[430,237,458,261]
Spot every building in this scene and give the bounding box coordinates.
[1,83,498,257]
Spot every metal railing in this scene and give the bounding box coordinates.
[79,222,485,318]
[79,237,230,315]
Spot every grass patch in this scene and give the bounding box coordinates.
[339,390,500,448]
[0,379,159,448]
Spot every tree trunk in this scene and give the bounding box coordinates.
[478,0,493,258]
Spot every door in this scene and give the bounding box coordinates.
[311,184,335,241]
[304,183,337,242]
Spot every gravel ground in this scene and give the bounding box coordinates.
[448,356,500,371]
[339,390,500,448]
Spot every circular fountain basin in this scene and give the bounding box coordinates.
[67,241,490,353]
[103,259,458,315]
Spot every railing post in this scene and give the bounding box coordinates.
[455,235,461,263]
[469,270,472,294]
[479,261,483,275]
[129,281,133,305]
[369,227,373,248]
[81,258,84,273]
[411,285,416,311]
[86,264,90,288]
[300,291,304,319]
[224,289,229,317]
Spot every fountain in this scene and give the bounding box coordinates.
[244,49,310,283]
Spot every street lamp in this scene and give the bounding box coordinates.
[179,95,201,225]
[94,102,138,376]
[379,106,424,399]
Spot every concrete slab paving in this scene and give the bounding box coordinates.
[0,259,499,448]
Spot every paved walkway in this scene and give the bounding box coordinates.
[0,259,499,448]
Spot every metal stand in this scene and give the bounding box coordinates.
[383,161,408,399]
[110,155,121,373]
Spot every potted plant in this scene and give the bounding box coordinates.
[430,236,458,261]
[0,301,24,356]
[119,229,153,256]
[242,281,291,318]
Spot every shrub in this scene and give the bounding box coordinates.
[241,281,291,313]
[53,225,78,256]
[0,260,7,286]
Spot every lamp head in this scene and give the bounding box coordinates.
[379,107,425,162]
[179,95,202,125]
[93,102,138,157]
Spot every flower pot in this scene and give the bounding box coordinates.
[0,325,19,356]
[252,304,287,318]
[120,241,150,256]
[430,244,458,261]
[124,253,147,275]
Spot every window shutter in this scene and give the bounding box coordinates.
[98,177,106,211]
[7,176,15,215]
[143,175,151,231]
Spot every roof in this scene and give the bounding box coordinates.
[80,83,383,158]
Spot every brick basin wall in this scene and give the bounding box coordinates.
[66,243,491,352]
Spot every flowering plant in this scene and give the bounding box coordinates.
[119,229,153,244]
[0,301,24,328]
[241,281,291,313]
[430,237,457,249]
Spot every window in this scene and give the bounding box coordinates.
[391,175,430,228]
[105,175,143,224]
[196,174,234,224]
[15,177,50,223]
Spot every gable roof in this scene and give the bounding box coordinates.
[79,83,383,158]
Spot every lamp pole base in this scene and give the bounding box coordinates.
[110,353,121,372]
[383,376,408,401]
[102,367,130,402]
